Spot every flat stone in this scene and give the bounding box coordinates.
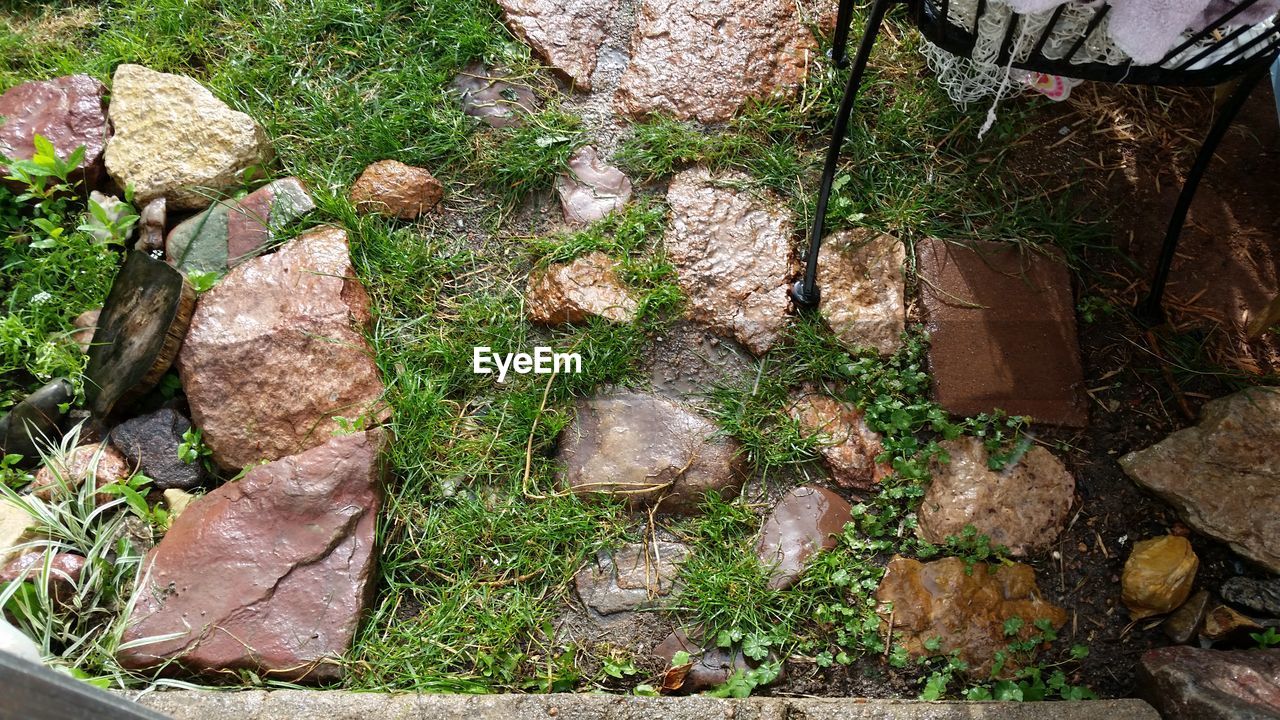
[109,408,207,491]
[1224,576,1280,618]
[559,392,746,514]
[162,489,196,523]
[756,485,852,590]
[116,431,384,683]
[653,629,781,694]
[817,229,907,357]
[875,555,1068,676]
[130,689,1162,720]
[1163,589,1211,644]
[556,146,632,225]
[450,63,537,128]
[1202,604,1263,642]
[917,239,1088,427]
[166,177,315,274]
[0,497,43,567]
[497,0,617,90]
[788,390,888,491]
[1120,387,1280,573]
[349,160,442,220]
[176,227,387,470]
[1122,535,1199,620]
[575,541,688,615]
[0,551,85,605]
[526,251,638,325]
[105,65,272,210]
[0,75,109,187]
[1137,647,1280,719]
[0,378,73,467]
[665,169,791,355]
[614,0,816,123]
[28,443,130,504]
[917,437,1075,557]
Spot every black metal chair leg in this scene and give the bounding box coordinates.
[831,0,857,68]
[792,0,901,310]
[1136,61,1270,325]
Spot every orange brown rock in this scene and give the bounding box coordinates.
[349,159,443,220]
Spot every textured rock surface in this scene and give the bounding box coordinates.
[72,308,100,353]
[105,65,272,210]
[1224,576,1280,618]
[1137,647,1280,720]
[653,630,781,693]
[451,64,537,128]
[29,443,130,503]
[137,198,166,253]
[1122,536,1199,620]
[117,431,383,683]
[349,160,442,220]
[917,437,1075,557]
[109,408,206,491]
[917,239,1088,427]
[665,169,791,355]
[0,75,109,187]
[575,541,688,615]
[559,392,746,514]
[1120,387,1280,573]
[497,0,616,90]
[526,252,637,324]
[176,227,387,470]
[1202,604,1263,642]
[788,390,889,490]
[756,486,851,590]
[0,378,73,467]
[0,498,43,567]
[167,177,314,273]
[556,146,632,224]
[875,556,1068,675]
[0,551,85,605]
[615,0,816,123]
[817,230,906,357]
[1163,589,1211,644]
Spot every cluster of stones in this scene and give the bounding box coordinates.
[0,66,410,683]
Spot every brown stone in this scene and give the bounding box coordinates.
[817,229,906,357]
[497,0,617,90]
[556,146,632,225]
[875,555,1068,676]
[1137,647,1280,719]
[137,198,166,253]
[1202,604,1263,642]
[1122,536,1199,620]
[451,63,538,128]
[526,252,638,325]
[28,443,130,504]
[615,0,816,123]
[0,75,110,188]
[349,160,442,220]
[176,227,388,470]
[72,308,100,353]
[665,169,791,355]
[787,390,889,491]
[559,392,746,514]
[116,431,384,683]
[575,541,688,615]
[917,238,1088,427]
[917,437,1075,557]
[1120,387,1280,574]
[653,629,782,693]
[1163,589,1211,644]
[755,486,851,590]
[0,551,85,605]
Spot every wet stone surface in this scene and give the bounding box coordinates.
[0,74,110,187]
[653,629,782,694]
[1121,535,1200,620]
[788,390,889,492]
[575,541,688,615]
[755,485,852,590]
[817,229,907,357]
[525,251,637,325]
[109,408,207,491]
[1137,647,1280,720]
[451,63,538,128]
[1223,576,1280,618]
[496,0,618,90]
[555,145,632,225]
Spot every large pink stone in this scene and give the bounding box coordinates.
[176,226,388,470]
[116,431,384,683]
[0,75,110,187]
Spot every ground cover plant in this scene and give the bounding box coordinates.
[1,0,1277,704]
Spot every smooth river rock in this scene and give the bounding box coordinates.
[525,251,638,325]
[665,168,791,355]
[614,0,817,123]
[559,392,746,514]
[116,431,384,683]
[104,65,272,210]
[497,0,617,90]
[451,63,537,128]
[917,437,1075,557]
[176,227,387,470]
[1120,387,1280,573]
[1137,647,1280,719]
[0,75,110,187]
[755,486,851,590]
[349,160,442,220]
[817,229,907,357]
[1122,535,1199,620]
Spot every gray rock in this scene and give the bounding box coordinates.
[0,378,73,467]
[575,541,688,615]
[559,391,746,514]
[1120,387,1280,573]
[450,63,537,128]
[109,408,207,491]
[1137,646,1280,719]
[0,617,41,665]
[1224,576,1280,618]
[555,146,632,225]
[1163,589,1211,644]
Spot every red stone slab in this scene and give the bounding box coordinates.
[917,238,1088,427]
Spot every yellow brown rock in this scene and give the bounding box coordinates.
[787,390,889,491]
[875,555,1067,676]
[1201,604,1263,642]
[1122,536,1199,620]
[349,160,443,220]
[525,252,638,325]
[817,229,907,357]
[28,443,130,504]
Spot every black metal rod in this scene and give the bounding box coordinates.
[831,0,857,68]
[1158,0,1263,66]
[1029,4,1068,60]
[1136,60,1271,323]
[793,0,900,309]
[1066,4,1110,62]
